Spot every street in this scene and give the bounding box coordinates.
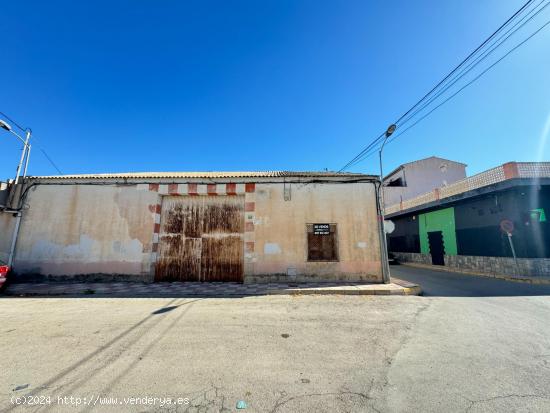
[2,266,550,412]
[391,265,550,297]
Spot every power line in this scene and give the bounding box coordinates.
[394,0,536,127]
[397,0,549,131]
[0,111,64,175]
[0,111,27,132]
[339,0,539,172]
[349,15,550,168]
[33,140,64,175]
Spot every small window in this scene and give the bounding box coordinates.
[307,224,338,261]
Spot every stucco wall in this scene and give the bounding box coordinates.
[246,182,382,282]
[13,185,159,281]
[9,181,382,283]
[0,213,16,263]
[384,158,466,206]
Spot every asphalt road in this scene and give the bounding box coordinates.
[1,267,550,412]
[391,264,550,297]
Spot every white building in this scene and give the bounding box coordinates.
[383,156,467,207]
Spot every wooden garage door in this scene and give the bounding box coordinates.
[155,196,244,282]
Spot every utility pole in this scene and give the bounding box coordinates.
[377,124,396,284]
[0,120,32,267]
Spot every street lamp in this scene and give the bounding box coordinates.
[0,119,32,184]
[377,124,396,284]
[0,119,32,268]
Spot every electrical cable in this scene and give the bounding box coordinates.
[339,0,539,172]
[0,111,26,132]
[0,111,64,175]
[397,0,550,131]
[348,15,550,168]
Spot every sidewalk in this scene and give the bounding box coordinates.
[2,278,421,297]
[401,262,550,285]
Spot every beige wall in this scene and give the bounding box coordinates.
[8,181,382,282]
[246,182,382,282]
[0,213,16,263]
[13,185,159,281]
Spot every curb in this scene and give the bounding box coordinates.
[391,278,423,296]
[267,283,422,296]
[400,263,550,285]
[2,283,424,298]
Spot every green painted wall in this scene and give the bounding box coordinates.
[419,207,457,255]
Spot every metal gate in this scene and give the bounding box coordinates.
[155,196,244,282]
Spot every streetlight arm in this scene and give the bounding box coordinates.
[8,129,29,146]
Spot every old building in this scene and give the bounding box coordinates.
[383,156,467,207]
[386,162,550,278]
[0,171,384,283]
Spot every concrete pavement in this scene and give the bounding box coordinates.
[1,266,550,412]
[384,265,550,412]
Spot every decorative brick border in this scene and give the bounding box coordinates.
[243,183,256,276]
[140,183,248,196]
[143,182,256,280]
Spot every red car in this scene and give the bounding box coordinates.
[0,260,9,290]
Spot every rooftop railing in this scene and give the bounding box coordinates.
[385,162,550,215]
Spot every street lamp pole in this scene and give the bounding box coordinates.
[0,120,32,184]
[377,124,396,284]
[16,130,32,184]
[0,120,32,267]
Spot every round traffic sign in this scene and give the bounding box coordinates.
[500,219,514,234]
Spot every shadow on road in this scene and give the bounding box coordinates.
[2,298,202,412]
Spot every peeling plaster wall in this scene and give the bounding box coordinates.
[0,213,16,263]
[13,185,159,281]
[246,182,382,282]
[10,181,381,283]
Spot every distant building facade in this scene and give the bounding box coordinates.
[383,156,467,207]
[386,162,550,278]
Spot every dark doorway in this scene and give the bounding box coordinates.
[428,231,445,265]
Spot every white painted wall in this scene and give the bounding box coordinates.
[384,157,466,207]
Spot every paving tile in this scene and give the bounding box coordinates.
[4,280,420,297]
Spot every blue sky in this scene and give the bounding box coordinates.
[1,0,549,180]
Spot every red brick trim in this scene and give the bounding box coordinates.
[245,222,254,232]
[207,184,217,195]
[168,183,178,195]
[188,183,198,195]
[503,162,519,179]
[245,202,255,212]
[245,183,255,193]
[153,223,161,234]
[226,183,237,195]
[149,183,159,192]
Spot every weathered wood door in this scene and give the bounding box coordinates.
[155,196,244,282]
